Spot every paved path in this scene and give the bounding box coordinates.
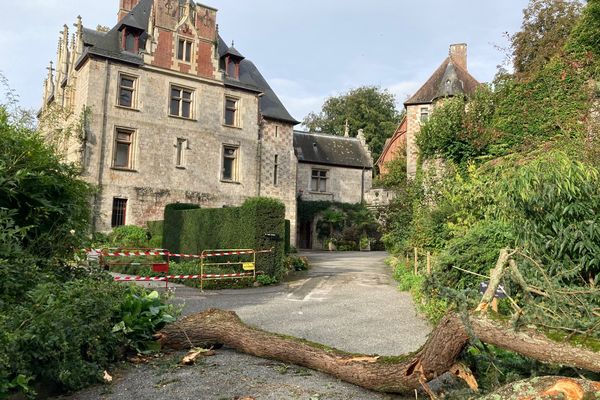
[59,251,431,400]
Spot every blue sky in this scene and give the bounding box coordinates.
[0,0,529,121]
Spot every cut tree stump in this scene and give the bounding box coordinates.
[156,309,600,394]
[481,377,600,400]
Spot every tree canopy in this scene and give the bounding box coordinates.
[511,0,583,74]
[303,86,402,165]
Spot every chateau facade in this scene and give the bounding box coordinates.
[40,0,373,247]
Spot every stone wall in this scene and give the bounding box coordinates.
[405,104,431,177]
[79,58,265,231]
[296,163,372,204]
[259,120,298,245]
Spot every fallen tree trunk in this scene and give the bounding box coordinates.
[156,309,600,394]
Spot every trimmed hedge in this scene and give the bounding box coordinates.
[163,203,201,254]
[163,198,286,278]
[146,220,164,248]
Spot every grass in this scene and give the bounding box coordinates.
[388,256,450,325]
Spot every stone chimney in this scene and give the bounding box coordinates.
[119,0,140,21]
[449,43,467,71]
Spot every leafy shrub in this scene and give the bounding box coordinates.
[108,225,150,248]
[3,279,127,393]
[389,257,449,324]
[285,255,309,271]
[434,219,516,291]
[256,274,279,286]
[0,107,92,259]
[112,287,178,354]
[0,103,178,397]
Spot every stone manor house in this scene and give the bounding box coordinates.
[39,0,373,247]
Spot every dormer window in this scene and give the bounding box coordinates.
[222,42,245,80]
[226,57,239,79]
[122,28,139,52]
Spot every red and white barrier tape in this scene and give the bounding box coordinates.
[114,272,258,282]
[88,249,271,259]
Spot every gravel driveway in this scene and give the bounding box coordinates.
[56,251,431,400]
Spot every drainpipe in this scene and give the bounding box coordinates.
[92,59,111,232]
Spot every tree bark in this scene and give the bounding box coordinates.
[156,309,600,394]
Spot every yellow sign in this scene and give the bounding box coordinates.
[242,262,255,271]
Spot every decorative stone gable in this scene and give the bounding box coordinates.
[149,0,219,78]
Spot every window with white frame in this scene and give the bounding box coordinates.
[170,85,193,118]
[311,169,328,192]
[117,74,137,108]
[420,107,430,123]
[113,128,135,169]
[224,96,239,126]
[222,145,239,182]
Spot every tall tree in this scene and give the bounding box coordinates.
[511,0,583,74]
[303,86,401,165]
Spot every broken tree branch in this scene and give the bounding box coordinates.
[156,309,600,394]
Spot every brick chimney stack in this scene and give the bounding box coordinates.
[119,0,141,21]
[449,43,467,71]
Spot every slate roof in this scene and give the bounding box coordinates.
[404,57,479,106]
[294,131,372,169]
[78,0,297,124]
[218,36,297,124]
[223,44,245,59]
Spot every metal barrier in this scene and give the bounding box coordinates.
[200,249,257,291]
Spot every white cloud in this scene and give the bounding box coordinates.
[387,81,422,106]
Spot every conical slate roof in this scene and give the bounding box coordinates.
[404,57,479,105]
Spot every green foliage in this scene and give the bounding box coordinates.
[302,86,402,161]
[389,257,449,324]
[2,279,126,393]
[163,198,286,278]
[510,0,583,74]
[146,220,164,248]
[0,102,177,396]
[434,219,516,291]
[162,203,201,254]
[0,106,93,258]
[418,6,597,166]
[285,255,309,272]
[108,225,149,248]
[498,151,600,280]
[320,207,345,238]
[256,274,278,286]
[565,0,600,56]
[374,146,407,189]
[112,287,178,354]
[298,201,379,248]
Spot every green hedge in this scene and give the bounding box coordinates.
[163,203,201,254]
[163,198,286,278]
[146,220,164,248]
